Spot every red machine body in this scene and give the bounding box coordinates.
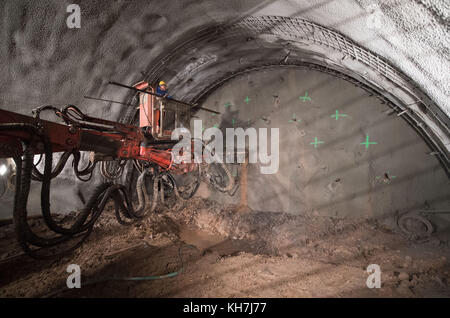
[0,81,228,259]
[0,80,199,175]
[0,107,177,171]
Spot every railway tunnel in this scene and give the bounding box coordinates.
[0,0,449,298]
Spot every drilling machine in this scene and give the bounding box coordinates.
[0,81,235,259]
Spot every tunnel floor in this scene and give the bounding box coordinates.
[0,198,449,298]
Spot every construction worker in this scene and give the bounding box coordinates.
[156,81,169,97]
[154,81,171,135]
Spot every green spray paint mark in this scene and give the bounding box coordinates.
[245,96,251,104]
[360,135,378,149]
[299,92,312,102]
[331,110,348,120]
[232,118,237,127]
[289,114,301,123]
[310,137,324,148]
[225,102,231,110]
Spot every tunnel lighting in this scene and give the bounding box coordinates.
[0,164,7,176]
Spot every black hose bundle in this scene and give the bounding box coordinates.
[0,124,84,258]
[0,124,96,258]
[72,151,97,182]
[0,122,200,259]
[31,151,72,181]
[100,160,126,180]
[0,124,148,259]
[32,150,97,183]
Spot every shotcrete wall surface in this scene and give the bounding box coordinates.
[0,0,449,220]
[195,67,450,226]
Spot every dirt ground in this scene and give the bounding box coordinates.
[0,198,449,298]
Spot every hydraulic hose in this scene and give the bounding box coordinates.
[31,151,72,181]
[72,151,97,182]
[201,139,235,193]
[0,122,202,259]
[0,124,97,258]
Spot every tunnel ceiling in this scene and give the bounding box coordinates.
[1,0,449,167]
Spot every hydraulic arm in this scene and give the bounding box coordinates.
[0,96,234,259]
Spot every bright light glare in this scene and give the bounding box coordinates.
[0,165,7,176]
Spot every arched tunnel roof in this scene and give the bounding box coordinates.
[1,0,449,167]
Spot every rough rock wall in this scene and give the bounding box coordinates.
[0,0,448,218]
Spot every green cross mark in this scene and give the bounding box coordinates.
[225,102,232,109]
[310,137,324,148]
[360,135,378,149]
[300,92,312,102]
[245,96,251,104]
[331,110,348,120]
